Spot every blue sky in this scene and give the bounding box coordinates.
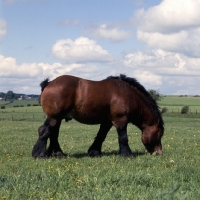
[1,0,200,95]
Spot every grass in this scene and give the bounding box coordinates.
[0,99,40,107]
[0,108,45,122]
[159,96,200,113]
[0,100,44,121]
[160,96,200,106]
[0,98,200,199]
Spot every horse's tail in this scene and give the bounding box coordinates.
[40,78,50,92]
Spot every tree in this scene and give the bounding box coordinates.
[14,93,21,99]
[0,92,5,98]
[181,106,189,114]
[148,89,162,102]
[161,107,168,114]
[5,90,14,100]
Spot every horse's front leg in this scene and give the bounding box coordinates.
[88,123,112,157]
[116,124,133,157]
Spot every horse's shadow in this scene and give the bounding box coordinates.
[67,150,146,158]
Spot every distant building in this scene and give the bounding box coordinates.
[18,95,32,100]
[24,95,31,99]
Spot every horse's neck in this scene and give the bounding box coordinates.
[135,105,157,130]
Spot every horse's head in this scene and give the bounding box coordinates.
[142,123,164,155]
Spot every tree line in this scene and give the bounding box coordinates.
[0,91,20,100]
[0,91,39,100]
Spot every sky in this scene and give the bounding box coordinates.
[1,0,200,95]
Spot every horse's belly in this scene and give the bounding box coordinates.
[74,113,105,124]
[65,108,108,125]
[75,117,101,125]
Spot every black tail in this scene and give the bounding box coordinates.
[40,78,50,91]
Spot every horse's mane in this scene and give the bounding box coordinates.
[40,78,50,92]
[106,74,164,126]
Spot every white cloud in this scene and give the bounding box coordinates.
[0,55,43,93]
[0,55,89,80]
[133,0,200,57]
[0,54,105,93]
[124,52,155,68]
[52,37,113,63]
[0,55,43,78]
[0,19,7,37]
[124,49,200,76]
[1,51,200,94]
[137,29,200,57]
[123,0,200,94]
[88,23,131,42]
[123,49,200,93]
[134,0,200,34]
[137,30,188,51]
[134,70,162,87]
[38,62,85,80]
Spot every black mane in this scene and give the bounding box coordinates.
[106,74,164,126]
[40,78,50,92]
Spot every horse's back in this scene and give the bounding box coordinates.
[40,75,136,124]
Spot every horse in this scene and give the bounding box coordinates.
[32,74,164,158]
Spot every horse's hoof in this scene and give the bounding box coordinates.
[32,148,48,158]
[119,150,133,157]
[32,152,48,159]
[88,150,102,157]
[52,151,67,158]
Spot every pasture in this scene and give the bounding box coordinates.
[0,97,200,199]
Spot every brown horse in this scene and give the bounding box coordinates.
[32,74,164,158]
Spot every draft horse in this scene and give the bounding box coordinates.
[32,74,164,158]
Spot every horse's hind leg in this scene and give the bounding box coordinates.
[47,119,66,158]
[32,118,51,158]
[88,123,112,157]
[32,118,65,158]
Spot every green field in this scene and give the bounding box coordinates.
[0,97,200,199]
[159,96,200,113]
[0,100,44,122]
